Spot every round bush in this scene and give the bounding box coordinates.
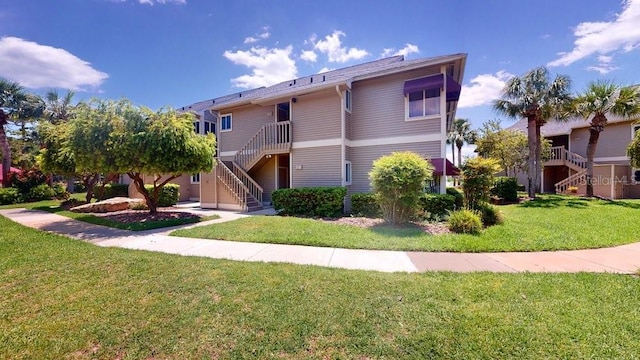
[26,184,55,202]
[477,202,504,227]
[448,209,482,235]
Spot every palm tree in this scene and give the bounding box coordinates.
[573,81,640,197]
[493,67,572,198]
[451,118,476,169]
[0,78,27,187]
[44,89,75,123]
[446,130,457,167]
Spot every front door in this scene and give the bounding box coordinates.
[277,154,290,189]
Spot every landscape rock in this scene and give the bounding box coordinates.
[70,197,146,213]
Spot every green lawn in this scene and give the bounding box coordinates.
[0,195,219,231]
[1,216,639,359]
[172,195,640,252]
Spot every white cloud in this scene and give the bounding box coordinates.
[223,46,297,88]
[318,67,332,74]
[457,70,514,109]
[138,0,186,5]
[313,31,369,63]
[300,50,317,62]
[380,43,420,58]
[548,0,640,67]
[244,28,271,44]
[0,37,108,90]
[586,54,619,74]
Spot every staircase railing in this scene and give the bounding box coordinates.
[231,161,263,204]
[548,146,587,170]
[234,121,291,171]
[555,169,586,194]
[215,162,249,211]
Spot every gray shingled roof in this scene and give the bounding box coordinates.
[180,53,466,112]
[508,115,635,136]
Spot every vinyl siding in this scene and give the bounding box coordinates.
[252,157,277,202]
[291,146,342,188]
[569,121,635,160]
[349,141,441,193]
[217,104,273,153]
[345,111,352,140]
[292,89,342,142]
[351,67,443,141]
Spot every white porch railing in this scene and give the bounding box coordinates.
[216,162,249,211]
[548,146,587,171]
[234,121,291,171]
[555,169,586,194]
[232,161,263,204]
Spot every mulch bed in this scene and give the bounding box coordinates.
[92,209,200,224]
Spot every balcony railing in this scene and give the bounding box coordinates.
[234,121,291,171]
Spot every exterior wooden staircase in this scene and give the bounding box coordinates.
[549,146,590,194]
[215,121,292,212]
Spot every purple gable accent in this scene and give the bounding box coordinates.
[403,74,461,102]
[403,74,443,95]
[446,75,461,102]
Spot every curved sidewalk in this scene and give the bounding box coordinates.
[1,208,639,274]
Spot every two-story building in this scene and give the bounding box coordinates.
[176,53,467,211]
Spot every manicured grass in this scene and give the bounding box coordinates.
[172,195,640,252]
[1,216,640,359]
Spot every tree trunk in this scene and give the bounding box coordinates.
[585,114,606,197]
[526,116,537,199]
[130,174,157,214]
[0,123,12,187]
[457,145,462,169]
[451,142,456,186]
[535,123,542,194]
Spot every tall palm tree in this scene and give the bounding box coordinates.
[451,118,476,169]
[44,89,75,123]
[0,78,27,187]
[573,81,640,197]
[493,67,572,198]
[446,130,457,167]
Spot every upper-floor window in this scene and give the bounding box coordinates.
[204,120,216,135]
[193,121,200,134]
[407,88,440,119]
[345,89,352,113]
[633,124,640,138]
[190,173,200,184]
[345,161,352,185]
[220,114,232,132]
[277,102,290,122]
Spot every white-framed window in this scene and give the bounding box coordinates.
[220,114,232,132]
[406,88,440,120]
[345,89,352,113]
[204,120,215,135]
[276,102,290,122]
[193,121,200,134]
[345,161,352,185]
[190,173,200,184]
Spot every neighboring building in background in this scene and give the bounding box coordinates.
[509,115,640,199]
[176,54,467,211]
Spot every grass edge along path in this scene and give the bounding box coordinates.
[172,195,640,252]
[1,215,640,359]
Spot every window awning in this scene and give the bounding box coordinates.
[403,74,461,102]
[429,158,460,176]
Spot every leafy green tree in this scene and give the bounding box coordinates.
[369,151,432,225]
[573,81,640,197]
[69,99,216,214]
[461,157,500,210]
[494,67,572,198]
[627,131,640,169]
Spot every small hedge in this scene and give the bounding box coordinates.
[0,187,21,205]
[272,187,346,218]
[25,184,56,202]
[94,183,130,201]
[144,184,180,207]
[491,177,519,202]
[420,194,456,220]
[477,202,504,227]
[448,209,482,235]
[446,187,464,209]
[350,193,381,218]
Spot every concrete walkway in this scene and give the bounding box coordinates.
[1,208,639,274]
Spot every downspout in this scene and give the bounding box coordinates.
[439,67,447,193]
[336,85,346,187]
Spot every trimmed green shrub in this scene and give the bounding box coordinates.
[350,193,381,218]
[369,151,433,224]
[446,187,464,209]
[145,184,180,207]
[448,209,482,235]
[73,181,87,193]
[9,168,47,196]
[420,194,456,220]
[272,187,346,218]
[94,183,130,201]
[25,184,56,202]
[0,187,21,205]
[461,157,500,210]
[477,202,504,227]
[491,177,519,202]
[52,182,70,200]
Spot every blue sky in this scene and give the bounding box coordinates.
[1,0,639,155]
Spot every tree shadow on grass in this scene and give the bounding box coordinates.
[367,222,429,238]
[517,195,591,209]
[600,200,640,209]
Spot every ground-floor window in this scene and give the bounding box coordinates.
[425,176,440,193]
[190,173,200,184]
[345,161,352,185]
